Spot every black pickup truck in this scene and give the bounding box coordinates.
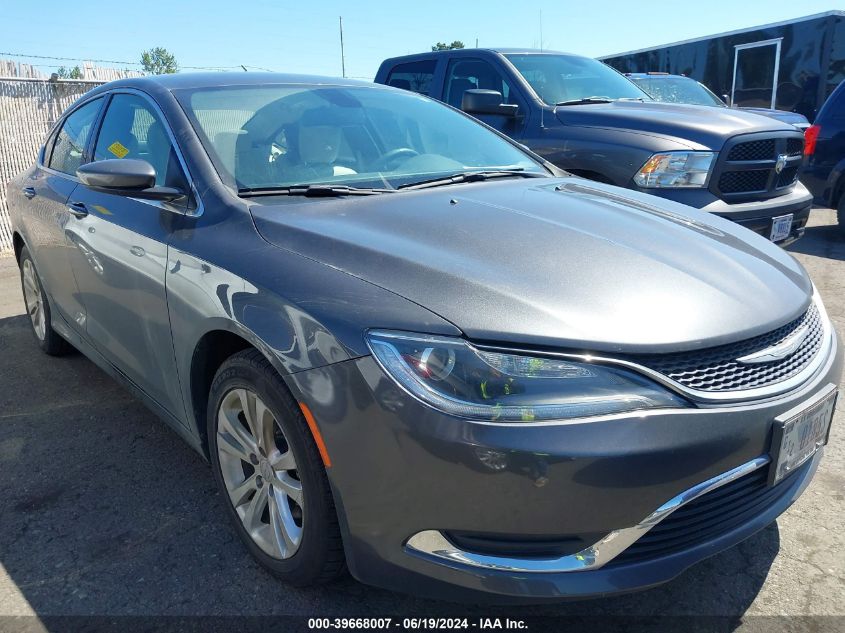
[375,49,812,245]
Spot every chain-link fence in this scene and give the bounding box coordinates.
[0,78,103,254]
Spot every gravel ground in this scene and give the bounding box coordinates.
[0,210,843,628]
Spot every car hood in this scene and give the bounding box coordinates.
[554,100,797,150]
[249,177,811,353]
[739,107,810,127]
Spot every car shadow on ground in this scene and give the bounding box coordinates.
[0,312,778,622]
[787,223,845,261]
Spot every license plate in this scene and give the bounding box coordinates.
[770,388,837,485]
[770,214,793,242]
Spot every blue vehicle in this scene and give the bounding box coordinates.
[625,73,811,131]
[801,80,845,233]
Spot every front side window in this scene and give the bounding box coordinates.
[445,59,515,109]
[176,84,545,192]
[505,54,650,106]
[48,98,103,176]
[93,93,186,188]
[386,60,436,96]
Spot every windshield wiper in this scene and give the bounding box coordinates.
[555,97,616,106]
[398,169,546,191]
[238,184,394,198]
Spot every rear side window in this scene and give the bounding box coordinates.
[48,98,102,176]
[385,60,436,95]
[93,93,186,188]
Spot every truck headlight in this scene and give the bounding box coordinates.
[366,330,688,422]
[633,151,716,188]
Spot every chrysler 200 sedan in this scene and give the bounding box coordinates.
[8,73,842,602]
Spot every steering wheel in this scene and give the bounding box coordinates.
[370,147,420,171]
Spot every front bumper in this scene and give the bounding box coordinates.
[288,330,841,603]
[635,183,813,246]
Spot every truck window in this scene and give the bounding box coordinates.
[445,59,514,110]
[386,60,436,96]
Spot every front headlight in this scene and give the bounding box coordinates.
[633,151,715,188]
[366,330,688,422]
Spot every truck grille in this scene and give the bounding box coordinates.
[719,169,769,193]
[786,137,804,156]
[608,459,805,566]
[711,132,804,200]
[727,139,775,161]
[629,304,823,392]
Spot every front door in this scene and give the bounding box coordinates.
[732,39,782,110]
[444,57,526,139]
[64,91,190,420]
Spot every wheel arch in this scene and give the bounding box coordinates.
[188,324,294,458]
[12,231,26,263]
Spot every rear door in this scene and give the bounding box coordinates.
[21,97,104,330]
[64,90,190,420]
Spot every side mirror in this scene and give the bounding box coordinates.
[722,94,732,107]
[77,159,185,201]
[461,89,519,117]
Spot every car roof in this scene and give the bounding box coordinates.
[381,48,580,64]
[84,72,378,94]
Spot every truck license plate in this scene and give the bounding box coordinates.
[770,214,793,242]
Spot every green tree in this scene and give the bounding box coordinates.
[431,41,465,51]
[56,65,83,79]
[140,47,178,75]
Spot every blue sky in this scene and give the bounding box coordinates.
[0,1,839,79]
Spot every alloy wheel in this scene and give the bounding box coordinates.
[216,388,304,559]
[22,259,46,341]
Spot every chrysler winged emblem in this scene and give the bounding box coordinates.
[736,324,809,365]
[774,154,788,174]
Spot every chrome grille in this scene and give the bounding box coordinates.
[630,304,823,392]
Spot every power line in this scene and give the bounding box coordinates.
[0,50,268,71]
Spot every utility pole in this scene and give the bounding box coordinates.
[339,16,346,78]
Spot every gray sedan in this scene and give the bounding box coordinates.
[7,73,841,603]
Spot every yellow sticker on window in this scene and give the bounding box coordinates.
[107,141,130,158]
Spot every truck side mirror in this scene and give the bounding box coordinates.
[722,94,732,107]
[462,89,519,117]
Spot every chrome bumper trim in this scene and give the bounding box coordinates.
[405,455,773,573]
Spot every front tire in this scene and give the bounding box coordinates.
[208,349,345,585]
[837,194,845,236]
[18,246,71,356]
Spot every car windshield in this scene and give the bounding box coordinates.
[174,84,546,192]
[505,54,650,105]
[628,76,725,107]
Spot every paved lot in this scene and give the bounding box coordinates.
[0,210,844,623]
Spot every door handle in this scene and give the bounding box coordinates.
[66,202,89,219]
[23,187,37,199]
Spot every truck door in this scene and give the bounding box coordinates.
[444,58,527,139]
